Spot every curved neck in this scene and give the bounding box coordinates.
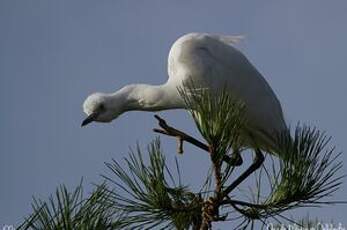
[111,83,185,113]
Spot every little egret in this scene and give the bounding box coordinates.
[82,33,287,152]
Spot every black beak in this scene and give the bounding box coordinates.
[81,112,98,127]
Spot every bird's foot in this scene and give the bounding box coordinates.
[224,151,243,166]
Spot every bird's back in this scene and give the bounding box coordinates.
[168,33,287,150]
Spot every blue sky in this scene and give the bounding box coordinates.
[1,0,346,228]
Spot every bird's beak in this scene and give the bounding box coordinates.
[81,112,98,127]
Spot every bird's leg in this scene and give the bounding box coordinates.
[226,149,243,166]
[222,149,264,197]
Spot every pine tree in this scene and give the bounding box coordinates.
[19,85,344,230]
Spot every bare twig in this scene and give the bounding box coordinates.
[153,114,209,152]
[153,115,235,164]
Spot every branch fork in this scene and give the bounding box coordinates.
[153,114,266,229]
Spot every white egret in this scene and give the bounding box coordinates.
[82,33,287,152]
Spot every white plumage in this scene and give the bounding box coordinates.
[82,33,287,152]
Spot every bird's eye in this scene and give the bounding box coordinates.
[99,104,105,111]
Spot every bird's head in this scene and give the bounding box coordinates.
[81,92,122,126]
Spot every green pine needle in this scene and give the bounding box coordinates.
[18,181,116,230]
[102,138,202,229]
[230,125,344,225]
[178,81,246,162]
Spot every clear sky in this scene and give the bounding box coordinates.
[1,0,346,228]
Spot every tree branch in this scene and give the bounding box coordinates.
[153,115,235,164]
[153,115,209,152]
[153,115,267,228]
